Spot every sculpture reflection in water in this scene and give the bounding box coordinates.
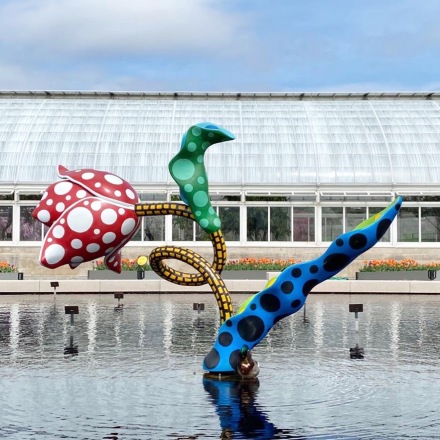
[32,122,402,378]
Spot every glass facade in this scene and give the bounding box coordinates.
[0,92,440,250]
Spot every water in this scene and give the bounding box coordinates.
[0,293,440,439]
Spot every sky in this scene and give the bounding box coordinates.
[0,0,439,93]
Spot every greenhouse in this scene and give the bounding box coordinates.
[1,90,440,277]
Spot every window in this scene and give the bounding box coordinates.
[270,207,291,241]
[0,206,13,241]
[20,206,42,241]
[293,207,315,241]
[322,207,343,241]
[421,207,440,242]
[397,207,419,242]
[218,207,240,241]
[172,216,193,241]
[247,207,268,241]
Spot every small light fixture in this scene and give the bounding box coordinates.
[50,281,59,294]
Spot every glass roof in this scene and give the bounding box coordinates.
[0,92,439,187]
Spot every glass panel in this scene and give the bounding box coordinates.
[345,207,367,231]
[397,207,419,242]
[322,207,343,241]
[247,207,268,241]
[0,206,13,241]
[293,207,315,241]
[219,207,240,241]
[270,207,291,241]
[421,207,440,242]
[20,206,42,241]
[131,218,142,241]
[172,216,193,241]
[138,193,167,202]
[195,224,211,241]
[369,207,390,242]
[144,217,165,241]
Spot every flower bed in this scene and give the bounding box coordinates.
[359,259,440,272]
[0,261,23,280]
[357,259,440,281]
[224,258,301,271]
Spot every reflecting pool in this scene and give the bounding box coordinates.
[1,293,440,439]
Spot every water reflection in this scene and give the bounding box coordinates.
[0,294,440,439]
[203,377,277,439]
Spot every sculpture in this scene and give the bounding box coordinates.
[32,122,402,377]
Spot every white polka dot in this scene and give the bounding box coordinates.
[37,210,50,223]
[56,202,65,212]
[54,181,73,195]
[60,219,65,224]
[52,225,65,239]
[67,207,94,233]
[104,174,123,185]
[108,256,115,263]
[66,195,71,201]
[105,247,114,255]
[101,209,117,225]
[113,261,118,267]
[121,218,136,235]
[71,256,84,264]
[102,232,116,244]
[94,229,100,234]
[47,199,53,206]
[126,189,135,199]
[118,208,125,215]
[95,182,101,188]
[41,192,48,200]
[47,238,53,243]
[91,201,101,211]
[82,172,95,180]
[84,201,90,206]
[44,244,65,265]
[114,190,121,197]
[86,243,100,253]
[77,190,87,198]
[71,239,82,249]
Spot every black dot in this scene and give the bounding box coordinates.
[336,238,344,247]
[260,293,281,312]
[225,320,233,327]
[323,253,350,272]
[281,281,294,294]
[250,303,257,310]
[309,265,318,274]
[218,332,233,347]
[302,279,319,296]
[237,315,265,342]
[292,268,302,278]
[204,348,220,369]
[291,299,301,309]
[376,219,391,241]
[349,233,367,250]
[229,350,241,370]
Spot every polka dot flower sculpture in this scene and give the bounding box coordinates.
[33,122,403,378]
[32,165,141,272]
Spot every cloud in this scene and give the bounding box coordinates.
[0,0,253,58]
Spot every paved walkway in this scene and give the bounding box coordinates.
[1,279,440,294]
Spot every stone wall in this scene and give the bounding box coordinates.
[2,245,440,280]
